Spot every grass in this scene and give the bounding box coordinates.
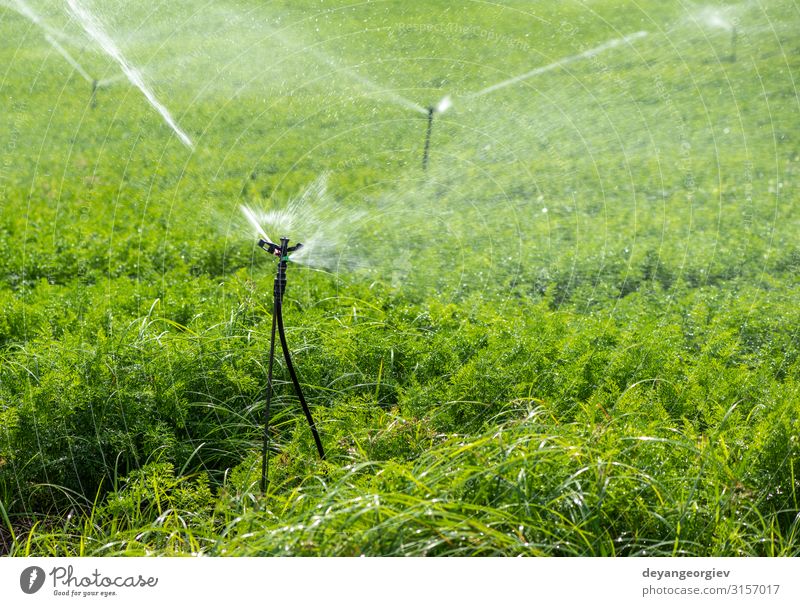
[1,0,799,556]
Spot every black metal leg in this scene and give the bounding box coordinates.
[260,293,278,494]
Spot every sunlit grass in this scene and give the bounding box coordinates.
[1,0,799,556]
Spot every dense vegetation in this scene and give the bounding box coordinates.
[1,0,798,555]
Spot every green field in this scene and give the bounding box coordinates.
[1,0,799,556]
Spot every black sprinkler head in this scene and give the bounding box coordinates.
[258,237,303,257]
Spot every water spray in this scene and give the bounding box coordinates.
[8,0,94,85]
[257,235,325,493]
[66,0,194,149]
[467,31,648,99]
[271,28,427,116]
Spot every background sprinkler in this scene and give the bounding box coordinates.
[422,95,451,171]
[698,8,737,63]
[91,79,98,108]
[258,235,325,494]
[422,106,434,170]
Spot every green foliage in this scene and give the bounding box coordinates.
[1,0,799,556]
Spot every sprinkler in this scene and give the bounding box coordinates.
[422,106,434,171]
[90,79,98,108]
[421,96,451,171]
[258,235,325,494]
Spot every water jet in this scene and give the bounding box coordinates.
[8,0,94,85]
[66,0,194,149]
[467,31,648,99]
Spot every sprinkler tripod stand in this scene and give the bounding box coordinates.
[258,236,325,494]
